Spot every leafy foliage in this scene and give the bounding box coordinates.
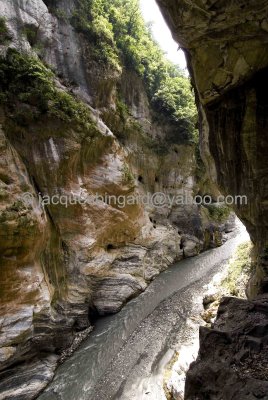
[0,49,97,131]
[70,0,197,137]
[222,242,253,296]
[21,25,38,46]
[206,203,231,222]
[0,17,12,45]
[71,0,121,71]
[121,163,135,185]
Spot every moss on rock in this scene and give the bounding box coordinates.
[0,17,11,45]
[223,241,253,296]
[0,49,98,135]
[206,203,231,223]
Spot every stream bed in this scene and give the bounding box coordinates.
[39,221,249,400]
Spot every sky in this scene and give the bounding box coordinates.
[139,0,187,70]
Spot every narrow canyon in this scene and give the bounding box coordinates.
[0,0,267,399]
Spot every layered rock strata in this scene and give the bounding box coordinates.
[0,0,233,397]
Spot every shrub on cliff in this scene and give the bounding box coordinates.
[70,0,197,137]
[0,49,97,133]
[0,17,12,45]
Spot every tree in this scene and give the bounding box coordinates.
[71,0,197,131]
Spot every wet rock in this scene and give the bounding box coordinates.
[93,275,147,314]
[0,355,58,400]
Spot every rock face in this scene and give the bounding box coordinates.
[0,0,233,397]
[157,0,268,293]
[185,296,268,400]
[156,0,268,397]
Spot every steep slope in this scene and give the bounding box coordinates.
[157,0,268,292]
[156,0,268,398]
[0,0,233,397]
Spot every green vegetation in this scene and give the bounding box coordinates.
[53,8,68,22]
[115,98,129,123]
[70,0,197,139]
[0,2,198,145]
[206,203,231,222]
[0,17,11,45]
[0,49,97,132]
[152,75,196,123]
[21,25,38,46]
[121,163,135,185]
[223,242,253,296]
[71,0,121,71]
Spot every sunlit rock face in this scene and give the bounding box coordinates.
[157,0,268,293]
[0,0,234,397]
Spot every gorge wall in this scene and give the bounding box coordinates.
[0,0,233,398]
[156,0,268,398]
[157,0,268,293]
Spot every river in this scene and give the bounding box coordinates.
[39,220,249,400]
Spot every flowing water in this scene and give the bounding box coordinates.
[39,220,249,400]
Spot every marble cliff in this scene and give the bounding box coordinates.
[156,0,268,398]
[0,0,232,397]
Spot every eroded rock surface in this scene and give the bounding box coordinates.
[185,296,268,400]
[156,0,268,398]
[157,0,268,293]
[0,0,234,397]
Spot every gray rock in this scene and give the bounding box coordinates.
[185,296,268,399]
[0,0,239,397]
